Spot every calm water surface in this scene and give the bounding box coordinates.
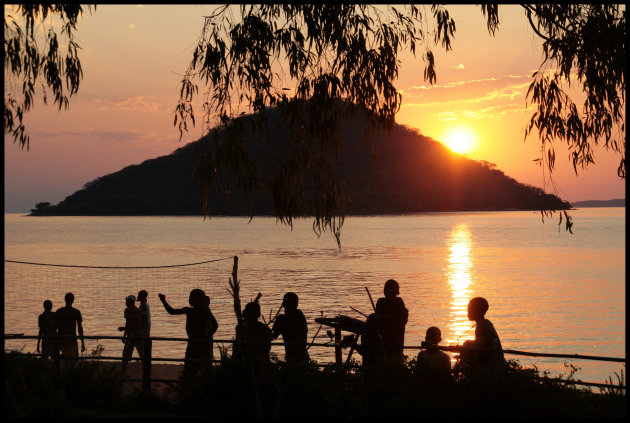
[4,209,625,384]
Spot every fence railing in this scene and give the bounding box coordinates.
[4,333,625,392]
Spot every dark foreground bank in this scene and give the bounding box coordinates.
[4,350,625,419]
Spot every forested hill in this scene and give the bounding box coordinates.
[30,118,570,216]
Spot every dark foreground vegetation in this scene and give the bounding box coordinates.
[4,350,625,419]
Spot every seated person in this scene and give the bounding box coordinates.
[234,302,273,362]
[416,326,451,376]
[343,313,386,371]
[460,297,506,367]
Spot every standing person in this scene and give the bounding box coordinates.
[37,300,57,359]
[234,301,273,363]
[118,295,143,372]
[461,297,506,368]
[137,290,151,357]
[375,279,409,363]
[158,289,211,378]
[55,292,86,359]
[202,295,219,362]
[271,292,309,363]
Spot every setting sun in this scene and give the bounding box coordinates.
[445,129,476,155]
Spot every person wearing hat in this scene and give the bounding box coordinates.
[118,294,143,372]
[375,279,409,363]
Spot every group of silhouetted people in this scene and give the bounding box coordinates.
[117,290,151,371]
[37,293,86,360]
[343,279,506,376]
[38,279,506,378]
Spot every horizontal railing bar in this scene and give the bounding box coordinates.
[6,352,624,390]
[120,378,624,390]
[548,378,626,390]
[123,379,178,383]
[405,344,628,363]
[4,334,335,347]
[6,334,625,363]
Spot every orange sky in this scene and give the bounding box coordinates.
[4,5,625,212]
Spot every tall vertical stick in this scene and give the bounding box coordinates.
[365,287,376,311]
[230,256,242,325]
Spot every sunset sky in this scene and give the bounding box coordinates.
[4,4,625,213]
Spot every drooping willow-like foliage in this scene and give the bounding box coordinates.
[4,4,95,150]
[175,5,624,245]
[175,5,457,247]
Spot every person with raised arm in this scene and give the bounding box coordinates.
[159,289,211,378]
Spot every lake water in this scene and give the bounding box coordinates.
[3,209,625,385]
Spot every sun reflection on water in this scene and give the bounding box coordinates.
[445,224,475,345]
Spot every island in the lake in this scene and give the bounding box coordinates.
[30,115,571,216]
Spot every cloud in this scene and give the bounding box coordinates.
[31,128,147,143]
[399,73,533,96]
[93,96,163,113]
[397,73,539,122]
[401,81,531,108]
[434,103,533,121]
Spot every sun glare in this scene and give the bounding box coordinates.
[447,132,473,154]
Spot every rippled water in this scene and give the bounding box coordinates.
[4,209,625,384]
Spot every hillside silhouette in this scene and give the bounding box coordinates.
[30,116,570,216]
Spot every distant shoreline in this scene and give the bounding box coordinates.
[4,204,626,216]
[20,209,586,217]
[570,198,625,208]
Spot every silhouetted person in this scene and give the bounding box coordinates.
[55,292,85,359]
[234,301,273,363]
[375,279,408,362]
[203,294,219,362]
[352,313,386,372]
[272,292,309,363]
[159,289,211,378]
[461,297,506,368]
[416,326,451,377]
[118,295,143,372]
[137,290,151,357]
[37,300,57,359]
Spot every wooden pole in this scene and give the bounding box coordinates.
[334,323,342,365]
[365,287,376,311]
[53,336,60,377]
[230,256,242,326]
[142,337,152,393]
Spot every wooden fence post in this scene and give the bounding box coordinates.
[334,323,342,365]
[53,336,60,376]
[142,337,152,393]
[230,256,243,326]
